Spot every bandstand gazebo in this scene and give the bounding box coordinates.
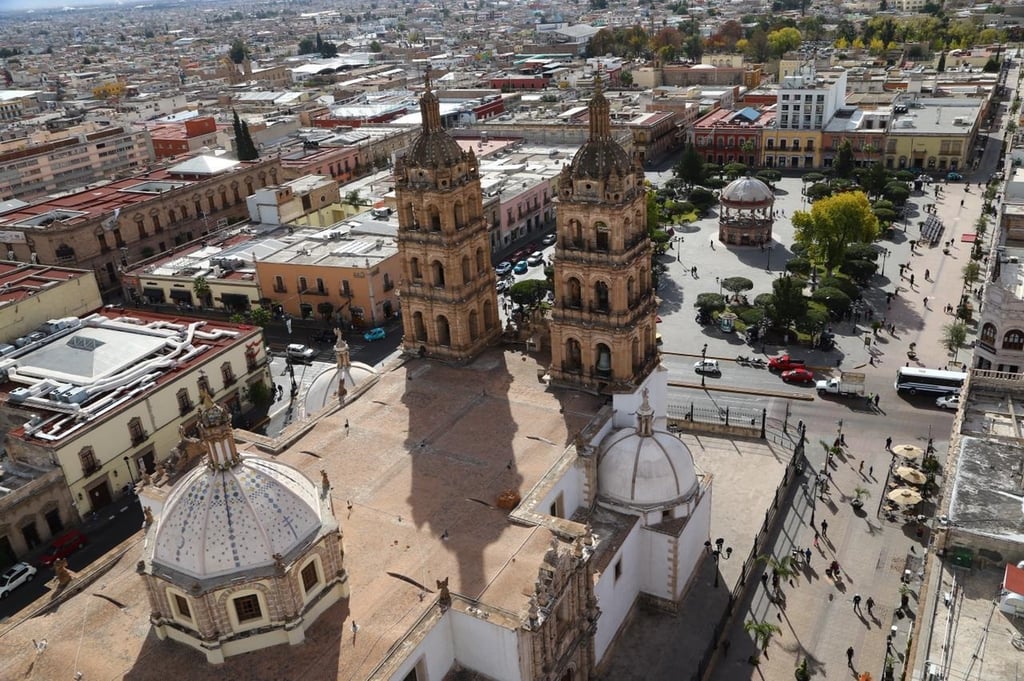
[718,176,775,246]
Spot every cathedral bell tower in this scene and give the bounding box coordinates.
[395,71,500,362]
[548,75,659,392]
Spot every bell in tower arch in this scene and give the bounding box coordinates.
[596,348,612,375]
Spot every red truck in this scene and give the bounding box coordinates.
[768,354,806,371]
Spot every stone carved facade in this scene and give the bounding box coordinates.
[549,77,659,392]
[395,72,500,363]
[525,535,599,681]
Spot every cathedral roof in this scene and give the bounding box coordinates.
[405,70,465,168]
[596,392,699,509]
[151,454,326,583]
[566,75,634,181]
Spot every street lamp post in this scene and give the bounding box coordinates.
[701,343,708,388]
[880,247,890,276]
[766,244,774,272]
[123,455,135,485]
[705,538,731,587]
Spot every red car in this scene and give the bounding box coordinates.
[769,354,806,371]
[39,529,88,566]
[781,367,815,384]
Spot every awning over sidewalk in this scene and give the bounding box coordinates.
[961,233,977,243]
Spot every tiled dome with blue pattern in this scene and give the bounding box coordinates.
[152,456,324,580]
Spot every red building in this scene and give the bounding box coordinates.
[691,106,770,167]
[148,117,221,159]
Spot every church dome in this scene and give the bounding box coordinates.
[720,176,774,207]
[151,398,326,583]
[596,395,699,509]
[567,138,634,182]
[406,129,466,167]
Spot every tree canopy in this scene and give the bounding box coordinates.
[792,191,879,274]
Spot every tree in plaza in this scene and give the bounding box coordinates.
[833,139,855,179]
[508,279,550,311]
[839,258,878,284]
[962,260,981,286]
[723,162,748,179]
[694,293,727,315]
[806,182,833,202]
[755,169,781,187]
[250,307,272,327]
[792,191,879,275]
[744,619,782,658]
[720,276,754,302]
[675,143,705,187]
[688,187,717,214]
[646,191,662,232]
[770,275,808,329]
[812,286,852,317]
[942,321,968,362]
[937,51,946,72]
[858,162,891,198]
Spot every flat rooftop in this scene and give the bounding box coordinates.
[0,261,95,307]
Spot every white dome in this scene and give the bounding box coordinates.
[720,176,774,206]
[597,415,699,509]
[152,456,325,582]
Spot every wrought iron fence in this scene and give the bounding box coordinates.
[666,400,763,429]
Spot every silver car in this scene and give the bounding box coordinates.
[0,562,36,599]
[286,343,316,363]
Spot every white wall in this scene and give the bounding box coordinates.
[537,462,584,519]
[642,530,673,601]
[450,609,523,681]
[387,610,455,681]
[672,490,713,599]
[592,522,643,661]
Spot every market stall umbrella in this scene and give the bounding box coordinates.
[896,466,928,485]
[893,444,924,460]
[887,487,924,506]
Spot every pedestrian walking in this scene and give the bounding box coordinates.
[925,269,930,280]
[866,596,875,615]
[813,531,820,549]
[804,547,812,563]
[821,519,828,537]
[710,239,715,249]
[847,647,855,668]
[874,393,880,408]
[869,465,873,477]
[840,433,846,446]
[859,461,864,474]
[761,572,768,588]
[853,593,862,612]
[923,297,929,308]
[886,435,892,450]
[910,274,916,287]
[960,198,965,207]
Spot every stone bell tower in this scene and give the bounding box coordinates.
[394,70,500,363]
[548,75,659,392]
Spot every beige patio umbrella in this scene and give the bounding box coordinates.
[896,467,928,485]
[887,487,923,506]
[893,444,924,460]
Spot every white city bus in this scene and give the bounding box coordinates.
[895,367,967,395]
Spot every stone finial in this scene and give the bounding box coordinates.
[54,557,72,586]
[273,553,285,576]
[143,506,154,527]
[321,469,330,493]
[436,577,451,612]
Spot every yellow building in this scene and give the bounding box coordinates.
[763,125,823,170]
[254,228,402,327]
[883,99,981,172]
[0,261,102,342]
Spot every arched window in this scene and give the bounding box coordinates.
[1003,329,1024,351]
[461,256,471,285]
[453,201,465,229]
[436,315,451,346]
[627,276,635,307]
[595,222,610,251]
[595,342,612,377]
[412,311,427,342]
[468,310,479,340]
[410,257,422,280]
[432,261,446,288]
[570,219,583,248]
[981,323,997,345]
[631,337,640,370]
[428,205,441,231]
[594,281,610,313]
[567,277,582,308]
[482,300,494,330]
[475,247,485,274]
[564,338,582,372]
[406,202,419,229]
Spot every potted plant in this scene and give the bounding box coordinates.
[795,657,811,680]
[852,486,871,509]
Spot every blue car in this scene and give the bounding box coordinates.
[363,327,386,342]
[513,260,529,275]
[946,171,962,181]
